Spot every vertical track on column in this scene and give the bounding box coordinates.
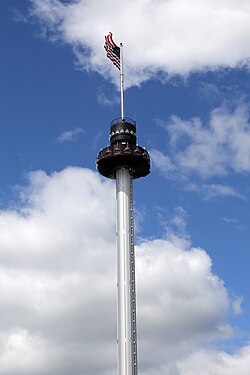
[130,177,138,375]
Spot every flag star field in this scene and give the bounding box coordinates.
[1,1,250,374]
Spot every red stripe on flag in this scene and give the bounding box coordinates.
[104,32,120,70]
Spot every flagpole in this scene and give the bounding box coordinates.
[120,43,125,120]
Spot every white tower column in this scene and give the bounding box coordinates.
[116,167,137,375]
[96,117,150,375]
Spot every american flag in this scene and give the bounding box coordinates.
[104,32,120,70]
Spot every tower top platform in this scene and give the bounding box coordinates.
[96,118,150,179]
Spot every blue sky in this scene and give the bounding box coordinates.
[1,1,250,374]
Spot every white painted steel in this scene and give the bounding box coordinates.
[116,167,137,375]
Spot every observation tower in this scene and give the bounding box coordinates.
[96,33,150,375]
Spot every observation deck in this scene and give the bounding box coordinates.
[96,117,150,179]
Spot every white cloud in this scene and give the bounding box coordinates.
[56,127,84,143]
[150,148,177,176]
[96,87,119,108]
[151,104,250,179]
[0,166,247,374]
[187,183,244,200]
[222,216,244,231]
[28,0,250,87]
[232,296,243,315]
[177,347,250,375]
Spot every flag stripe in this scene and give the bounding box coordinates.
[104,32,120,70]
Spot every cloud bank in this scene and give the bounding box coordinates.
[28,0,250,87]
[151,104,250,181]
[0,166,249,374]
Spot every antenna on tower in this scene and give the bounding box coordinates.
[120,42,125,120]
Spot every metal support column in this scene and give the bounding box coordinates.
[116,167,138,375]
